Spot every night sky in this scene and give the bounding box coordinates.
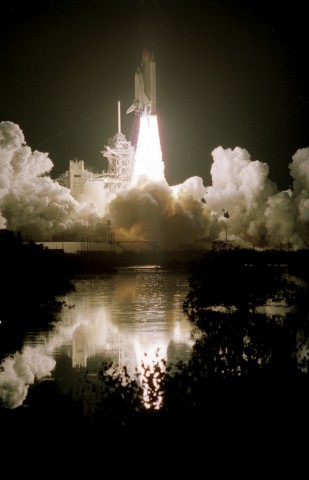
[1,0,308,191]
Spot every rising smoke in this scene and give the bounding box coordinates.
[0,119,309,249]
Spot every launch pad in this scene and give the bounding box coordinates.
[56,50,158,199]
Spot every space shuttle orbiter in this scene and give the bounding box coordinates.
[127,49,156,115]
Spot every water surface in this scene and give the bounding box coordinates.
[0,266,194,410]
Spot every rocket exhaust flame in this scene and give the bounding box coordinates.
[131,114,165,185]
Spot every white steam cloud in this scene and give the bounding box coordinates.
[0,313,84,409]
[0,347,56,409]
[0,120,309,249]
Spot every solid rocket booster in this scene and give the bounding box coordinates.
[127,49,156,115]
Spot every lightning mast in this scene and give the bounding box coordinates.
[101,101,135,190]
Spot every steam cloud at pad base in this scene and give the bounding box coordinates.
[0,119,309,251]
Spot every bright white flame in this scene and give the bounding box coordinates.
[131,114,165,185]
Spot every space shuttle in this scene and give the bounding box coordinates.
[127,49,156,116]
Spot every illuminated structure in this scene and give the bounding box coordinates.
[101,101,135,191]
[56,101,135,198]
[57,49,160,197]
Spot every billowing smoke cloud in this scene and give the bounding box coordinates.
[0,120,309,249]
[205,146,309,248]
[107,175,219,248]
[0,121,102,239]
[0,346,56,408]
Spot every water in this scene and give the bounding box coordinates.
[2,264,308,461]
[0,266,194,410]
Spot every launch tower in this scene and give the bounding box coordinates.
[57,101,135,197]
[101,101,135,191]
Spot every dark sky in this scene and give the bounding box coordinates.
[1,0,308,190]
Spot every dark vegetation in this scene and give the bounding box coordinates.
[0,230,76,358]
[1,230,309,457]
[165,250,309,436]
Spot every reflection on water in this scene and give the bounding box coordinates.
[0,267,194,409]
